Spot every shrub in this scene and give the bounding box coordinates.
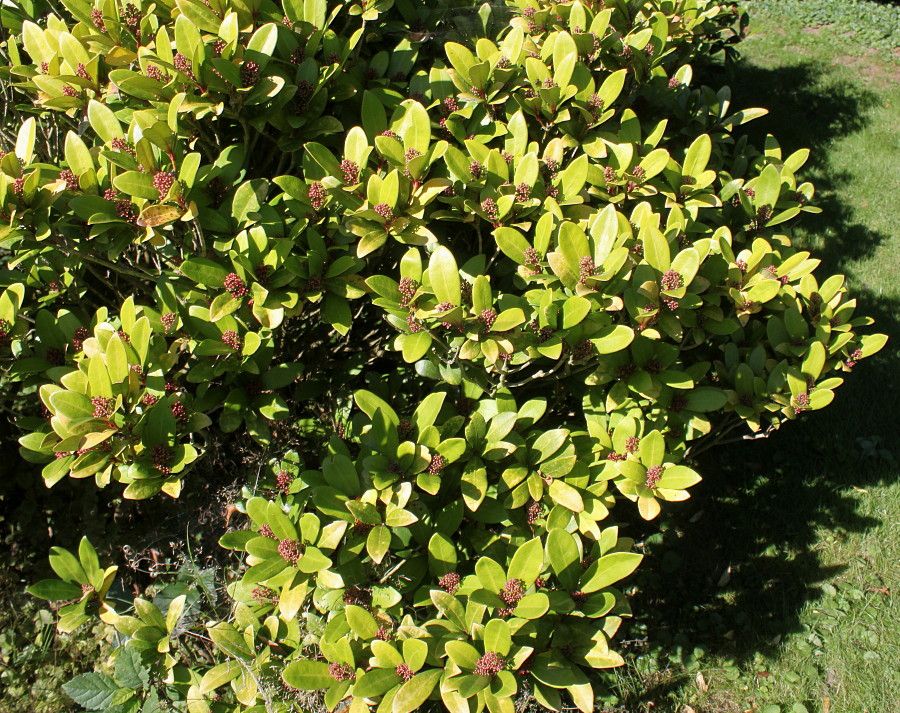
[0,0,886,711]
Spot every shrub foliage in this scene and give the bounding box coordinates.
[0,0,886,711]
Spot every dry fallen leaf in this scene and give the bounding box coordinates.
[695,671,709,692]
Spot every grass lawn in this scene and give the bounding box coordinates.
[606,4,900,713]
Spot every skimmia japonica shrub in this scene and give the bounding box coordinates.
[0,0,886,711]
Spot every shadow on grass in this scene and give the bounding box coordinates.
[610,58,899,709]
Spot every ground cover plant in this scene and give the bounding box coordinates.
[0,0,889,711]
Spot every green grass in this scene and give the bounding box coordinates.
[606,4,900,713]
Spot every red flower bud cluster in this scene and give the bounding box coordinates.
[481,198,499,222]
[579,255,597,285]
[396,664,414,682]
[278,538,302,565]
[374,203,394,226]
[406,314,423,333]
[91,396,115,419]
[397,419,413,439]
[151,445,171,474]
[241,61,260,87]
[645,465,663,488]
[398,278,417,307]
[328,663,354,681]
[145,65,164,82]
[661,269,684,291]
[403,148,421,178]
[307,182,326,210]
[171,401,189,423]
[174,53,194,79]
[91,9,106,31]
[480,309,497,330]
[224,273,249,298]
[524,247,541,275]
[500,578,525,607]
[123,3,141,28]
[340,159,360,185]
[438,571,460,594]
[276,470,294,493]
[474,652,506,676]
[222,330,242,351]
[152,171,175,200]
[427,454,446,475]
[71,327,89,351]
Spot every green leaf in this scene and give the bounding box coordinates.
[199,661,242,693]
[445,640,481,669]
[283,659,334,691]
[546,528,581,591]
[63,672,120,710]
[590,325,634,354]
[209,293,242,321]
[445,42,476,77]
[494,227,531,264]
[27,579,83,600]
[562,296,591,329]
[345,604,380,639]
[655,465,701,490]
[508,537,544,584]
[355,389,399,425]
[49,546,88,583]
[179,258,229,287]
[581,552,643,593]
[596,69,627,108]
[392,669,442,713]
[113,171,158,200]
[399,331,432,363]
[639,430,665,467]
[513,592,550,619]
[475,557,506,592]
[15,117,36,164]
[755,163,781,209]
[367,525,391,564]
[483,619,511,656]
[429,246,461,306]
[115,646,150,689]
[208,622,254,659]
[396,100,431,155]
[641,224,670,272]
[430,590,466,631]
[531,429,568,463]
[355,668,400,698]
[175,0,221,32]
[683,134,711,178]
